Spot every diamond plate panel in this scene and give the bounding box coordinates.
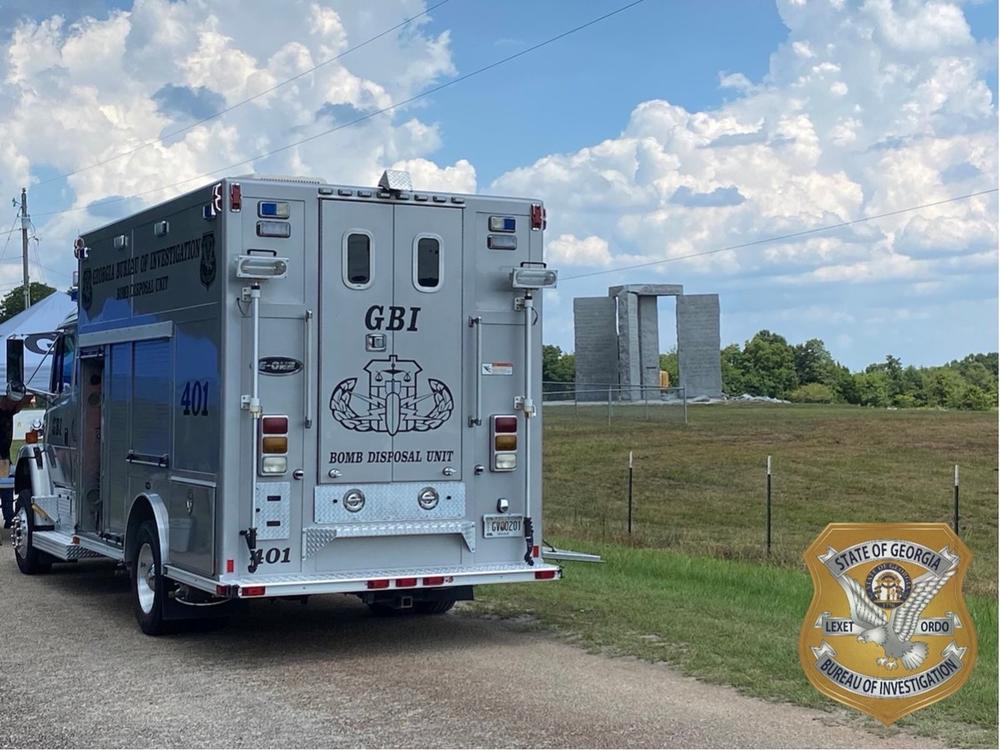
[302,520,476,560]
[314,481,465,524]
[303,528,338,559]
[256,481,290,541]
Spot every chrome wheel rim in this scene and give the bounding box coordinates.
[12,507,27,558]
[136,542,156,614]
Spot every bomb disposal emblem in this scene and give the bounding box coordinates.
[329,355,453,435]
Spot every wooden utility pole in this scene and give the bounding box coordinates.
[19,187,30,310]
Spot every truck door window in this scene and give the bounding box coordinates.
[59,335,75,392]
[343,231,372,289]
[413,235,442,292]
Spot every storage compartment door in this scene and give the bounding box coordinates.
[318,200,394,484]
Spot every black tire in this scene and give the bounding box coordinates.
[13,490,52,575]
[414,598,456,615]
[131,520,169,636]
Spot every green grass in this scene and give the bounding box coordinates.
[468,403,998,745]
[542,403,998,595]
[473,541,998,748]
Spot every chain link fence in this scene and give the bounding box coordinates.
[542,382,688,425]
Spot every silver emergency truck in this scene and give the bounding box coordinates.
[6,171,561,634]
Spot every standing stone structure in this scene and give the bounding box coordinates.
[573,284,722,400]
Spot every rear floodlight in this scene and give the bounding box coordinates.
[378,169,413,193]
[236,255,289,280]
[511,266,557,290]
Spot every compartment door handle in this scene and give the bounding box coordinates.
[304,309,313,428]
[469,316,482,427]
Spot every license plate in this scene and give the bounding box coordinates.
[482,514,523,538]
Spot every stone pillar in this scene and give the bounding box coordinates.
[616,291,641,400]
[637,295,660,397]
[676,294,722,399]
[573,297,617,402]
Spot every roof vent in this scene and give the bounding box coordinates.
[378,169,412,193]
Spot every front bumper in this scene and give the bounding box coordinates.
[164,560,562,599]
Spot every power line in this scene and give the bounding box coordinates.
[0,211,19,265]
[35,0,648,220]
[32,0,452,190]
[561,188,999,281]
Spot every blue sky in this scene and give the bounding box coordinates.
[0,0,996,370]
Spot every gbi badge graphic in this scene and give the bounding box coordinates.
[800,523,976,725]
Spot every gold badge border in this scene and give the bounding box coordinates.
[799,522,978,725]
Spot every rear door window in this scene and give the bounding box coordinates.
[413,235,442,292]
[343,231,372,289]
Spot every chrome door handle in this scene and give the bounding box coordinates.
[304,310,313,428]
[469,316,482,427]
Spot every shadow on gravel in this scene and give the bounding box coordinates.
[27,557,517,664]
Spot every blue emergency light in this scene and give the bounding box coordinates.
[258,201,290,219]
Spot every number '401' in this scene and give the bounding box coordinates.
[181,380,210,416]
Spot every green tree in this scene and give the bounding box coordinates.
[793,338,837,385]
[920,368,967,408]
[854,370,891,407]
[720,343,747,395]
[741,330,798,398]
[541,345,575,383]
[0,282,57,323]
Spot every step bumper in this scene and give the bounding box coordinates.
[164,560,561,598]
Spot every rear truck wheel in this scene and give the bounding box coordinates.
[414,598,456,615]
[132,520,169,635]
[12,491,52,575]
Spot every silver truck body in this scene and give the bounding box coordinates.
[13,173,559,622]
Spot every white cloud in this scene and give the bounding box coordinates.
[546,234,613,267]
[490,0,996,301]
[0,0,465,290]
[388,157,477,193]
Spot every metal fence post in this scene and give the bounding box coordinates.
[607,387,612,426]
[953,464,960,534]
[627,450,634,537]
[682,387,688,425]
[766,455,772,556]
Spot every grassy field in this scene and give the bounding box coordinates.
[473,542,997,748]
[541,403,997,595]
[470,403,998,747]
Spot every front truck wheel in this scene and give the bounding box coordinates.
[12,490,52,575]
[131,520,169,635]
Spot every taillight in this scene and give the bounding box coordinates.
[230,182,242,212]
[241,585,266,597]
[396,578,417,588]
[24,430,38,445]
[367,579,390,589]
[422,576,445,586]
[259,415,288,475]
[491,414,517,471]
[262,416,288,433]
[534,570,557,580]
[530,203,545,230]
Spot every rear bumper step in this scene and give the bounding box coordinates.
[164,561,561,598]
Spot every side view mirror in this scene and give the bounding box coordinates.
[6,337,25,401]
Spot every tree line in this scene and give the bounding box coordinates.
[542,332,998,411]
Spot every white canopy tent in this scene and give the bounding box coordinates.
[0,291,76,393]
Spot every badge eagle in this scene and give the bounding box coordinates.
[799,523,977,725]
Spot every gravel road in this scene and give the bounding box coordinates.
[0,549,940,748]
